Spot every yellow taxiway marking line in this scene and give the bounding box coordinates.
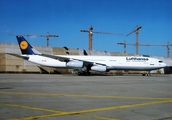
[76,114,120,120]
[0,102,62,113]
[10,100,172,120]
[0,92,171,101]
[1,92,171,120]
[0,102,118,120]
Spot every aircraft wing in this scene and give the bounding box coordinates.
[41,53,70,61]
[6,53,29,60]
[40,53,106,66]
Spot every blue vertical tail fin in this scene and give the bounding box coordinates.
[16,36,41,55]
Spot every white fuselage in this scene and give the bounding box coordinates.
[23,55,166,71]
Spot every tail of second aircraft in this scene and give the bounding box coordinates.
[16,36,41,55]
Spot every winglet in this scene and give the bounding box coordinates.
[16,36,41,55]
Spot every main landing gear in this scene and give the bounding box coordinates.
[77,71,91,76]
[72,68,91,76]
[142,71,151,76]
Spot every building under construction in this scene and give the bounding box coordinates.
[0,42,172,74]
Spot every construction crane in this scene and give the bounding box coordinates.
[118,41,127,54]
[117,41,172,57]
[80,26,123,50]
[9,32,58,46]
[126,25,142,55]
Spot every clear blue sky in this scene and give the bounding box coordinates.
[0,0,172,57]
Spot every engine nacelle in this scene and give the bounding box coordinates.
[66,60,83,68]
[91,65,107,72]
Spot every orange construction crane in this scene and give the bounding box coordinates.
[80,26,123,50]
[126,25,142,55]
[9,32,58,46]
[117,41,172,57]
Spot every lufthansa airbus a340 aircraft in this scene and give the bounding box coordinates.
[7,36,166,75]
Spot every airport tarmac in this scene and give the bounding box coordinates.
[0,74,172,120]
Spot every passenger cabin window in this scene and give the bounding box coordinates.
[158,61,163,63]
[142,55,150,57]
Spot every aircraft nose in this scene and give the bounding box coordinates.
[162,63,167,67]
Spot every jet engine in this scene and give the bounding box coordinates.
[91,65,107,72]
[66,60,83,68]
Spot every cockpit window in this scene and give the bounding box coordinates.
[159,61,163,63]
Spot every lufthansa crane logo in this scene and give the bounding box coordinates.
[20,41,28,50]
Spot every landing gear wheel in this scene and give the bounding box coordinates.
[77,72,91,76]
[77,72,82,76]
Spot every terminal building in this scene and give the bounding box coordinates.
[0,42,172,74]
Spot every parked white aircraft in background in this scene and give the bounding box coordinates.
[7,36,166,75]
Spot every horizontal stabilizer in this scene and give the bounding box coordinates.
[6,53,29,60]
